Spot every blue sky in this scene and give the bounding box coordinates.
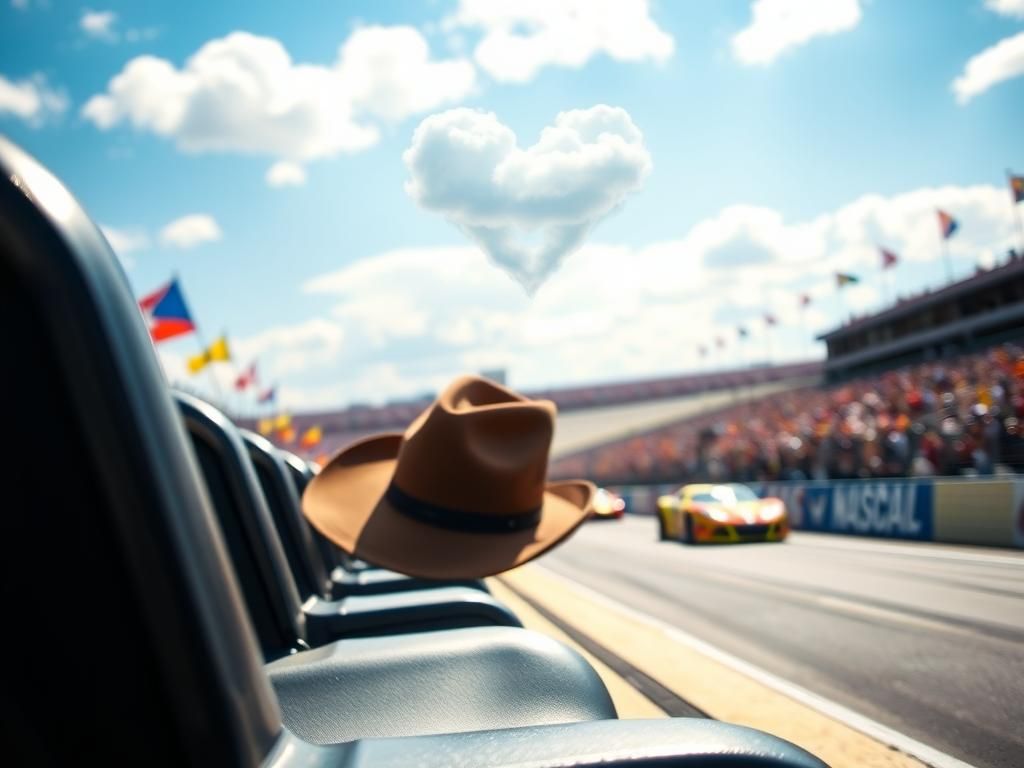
[2,0,1023,411]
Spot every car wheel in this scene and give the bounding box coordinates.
[657,512,668,541]
[681,513,696,545]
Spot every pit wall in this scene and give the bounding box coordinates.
[611,477,1024,549]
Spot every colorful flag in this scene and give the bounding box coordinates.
[277,425,296,444]
[880,247,899,269]
[799,293,812,307]
[235,361,258,391]
[937,209,958,239]
[257,386,276,404]
[835,272,859,287]
[299,426,323,450]
[273,413,291,430]
[1010,172,1024,204]
[138,278,195,342]
[187,335,231,374]
[257,418,274,436]
[764,313,777,326]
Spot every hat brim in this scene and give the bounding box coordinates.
[302,433,594,580]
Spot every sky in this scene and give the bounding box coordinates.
[2,0,1023,413]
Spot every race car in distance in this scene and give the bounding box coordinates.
[657,483,788,543]
[590,487,626,520]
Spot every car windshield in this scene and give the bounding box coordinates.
[691,485,758,504]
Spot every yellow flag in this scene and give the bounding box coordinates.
[257,418,274,436]
[299,425,323,449]
[187,335,232,374]
[274,413,292,430]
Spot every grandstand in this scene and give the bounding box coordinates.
[820,250,1024,382]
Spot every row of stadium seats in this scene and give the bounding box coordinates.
[0,138,829,765]
[552,343,1024,486]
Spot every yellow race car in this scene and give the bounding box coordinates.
[657,483,788,544]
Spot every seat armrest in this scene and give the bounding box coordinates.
[303,586,521,644]
[330,566,489,597]
[264,719,829,767]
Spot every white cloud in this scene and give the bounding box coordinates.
[233,318,345,379]
[446,0,673,83]
[159,214,222,249]
[293,182,1015,406]
[985,0,1024,19]
[81,9,118,41]
[403,105,651,293]
[952,31,1024,104]
[0,73,67,123]
[265,160,307,187]
[732,0,862,66]
[339,25,476,122]
[82,27,474,162]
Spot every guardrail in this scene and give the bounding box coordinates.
[611,477,1024,549]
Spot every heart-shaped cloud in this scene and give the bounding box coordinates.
[403,105,651,294]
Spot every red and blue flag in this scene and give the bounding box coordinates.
[937,209,958,240]
[257,386,276,404]
[138,278,195,342]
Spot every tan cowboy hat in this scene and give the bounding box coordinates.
[301,375,595,580]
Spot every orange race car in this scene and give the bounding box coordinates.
[656,483,788,544]
[589,487,626,520]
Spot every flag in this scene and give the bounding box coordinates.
[937,209,958,239]
[187,335,231,374]
[299,426,323,450]
[138,278,195,342]
[880,247,899,269]
[257,418,274,436]
[737,326,749,339]
[835,272,859,288]
[257,386,276,404]
[273,413,291,430]
[799,293,811,307]
[235,361,258,391]
[277,425,296,444]
[764,313,777,326]
[1010,172,1024,204]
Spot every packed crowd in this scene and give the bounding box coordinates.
[550,343,1024,486]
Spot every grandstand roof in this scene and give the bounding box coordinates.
[818,253,1024,342]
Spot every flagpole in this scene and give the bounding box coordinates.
[800,303,808,360]
[1009,169,1024,255]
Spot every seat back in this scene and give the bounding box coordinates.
[0,136,280,767]
[241,430,331,600]
[176,393,308,659]
[281,449,342,570]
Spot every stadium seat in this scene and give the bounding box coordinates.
[177,391,522,649]
[0,135,828,768]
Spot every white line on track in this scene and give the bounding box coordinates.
[788,534,1024,568]
[536,563,979,768]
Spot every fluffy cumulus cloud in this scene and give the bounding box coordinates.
[0,73,67,123]
[445,0,673,83]
[80,9,118,41]
[985,0,1024,18]
[404,105,651,293]
[159,214,222,249]
[732,0,862,66]
[287,182,1015,408]
[265,160,307,187]
[952,31,1024,104]
[82,27,474,162]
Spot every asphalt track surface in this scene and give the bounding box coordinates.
[542,517,1024,768]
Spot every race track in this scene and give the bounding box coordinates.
[542,517,1024,768]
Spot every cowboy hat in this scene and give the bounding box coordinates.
[301,375,594,580]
